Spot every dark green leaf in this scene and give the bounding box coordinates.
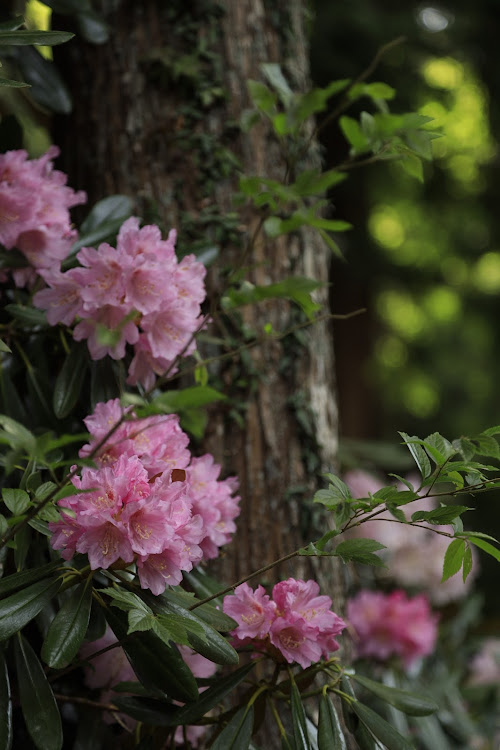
[411,505,470,525]
[335,538,386,567]
[80,195,133,234]
[211,705,254,750]
[41,580,92,668]
[112,696,178,726]
[474,435,500,459]
[0,651,12,750]
[0,78,30,88]
[290,682,312,750]
[355,722,379,750]
[172,662,255,726]
[13,525,31,571]
[351,702,415,750]
[141,592,239,666]
[105,607,198,702]
[340,677,358,734]
[52,343,88,419]
[14,46,72,113]
[0,30,74,45]
[163,589,237,632]
[2,488,30,515]
[351,675,438,716]
[15,634,62,750]
[0,16,24,32]
[318,695,346,750]
[182,568,226,607]
[0,561,61,598]
[424,432,455,461]
[462,544,473,582]
[0,577,61,640]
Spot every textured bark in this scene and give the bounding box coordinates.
[54,0,343,604]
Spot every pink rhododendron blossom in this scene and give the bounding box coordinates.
[0,147,86,285]
[223,578,346,669]
[343,469,479,604]
[468,638,500,686]
[50,399,240,593]
[34,216,206,387]
[347,589,438,669]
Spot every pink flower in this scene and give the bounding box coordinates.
[347,589,438,669]
[34,215,206,387]
[223,583,276,640]
[0,146,86,284]
[468,638,500,686]
[223,579,346,669]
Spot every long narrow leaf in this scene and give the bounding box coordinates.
[318,695,346,750]
[0,577,61,641]
[211,705,254,750]
[0,651,12,750]
[42,580,92,668]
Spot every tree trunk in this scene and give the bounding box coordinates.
[54,0,343,602]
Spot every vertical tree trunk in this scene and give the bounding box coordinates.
[54,0,343,600]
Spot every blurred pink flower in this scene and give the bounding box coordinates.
[347,589,438,669]
[468,638,500,686]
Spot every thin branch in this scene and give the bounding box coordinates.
[54,693,119,712]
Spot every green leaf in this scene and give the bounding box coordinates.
[293,169,347,197]
[480,425,500,437]
[261,63,293,105]
[462,544,473,582]
[351,702,415,750]
[292,80,350,124]
[339,116,369,152]
[247,80,277,114]
[41,580,92,668]
[474,435,500,459]
[412,505,470,525]
[100,587,151,614]
[14,46,72,114]
[80,194,133,234]
[0,561,62,598]
[112,696,178,726]
[335,538,386,567]
[163,588,237,632]
[0,651,12,750]
[105,607,198,702]
[399,432,432,479]
[53,343,89,419]
[348,81,396,101]
[0,29,74,45]
[0,414,36,452]
[15,635,62,750]
[351,675,438,716]
[172,662,255,726]
[0,577,61,640]
[0,77,30,88]
[141,592,239,666]
[467,536,500,563]
[424,432,455,461]
[2,488,30,515]
[146,385,226,414]
[211,705,254,750]
[400,154,424,182]
[0,16,24,32]
[290,681,312,750]
[318,694,346,750]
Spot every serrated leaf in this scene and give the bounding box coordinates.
[335,538,386,562]
[412,505,470,525]
[53,343,88,418]
[351,702,415,750]
[424,432,455,460]
[467,536,500,563]
[128,609,155,634]
[100,587,150,613]
[339,116,369,152]
[441,539,465,582]
[41,580,92,668]
[462,544,473,582]
[0,577,61,640]
[318,694,346,750]
[211,704,254,750]
[15,635,62,750]
[474,435,500,459]
[399,432,432,479]
[351,675,438,716]
[2,488,30,515]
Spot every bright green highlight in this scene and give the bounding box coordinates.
[473,252,500,293]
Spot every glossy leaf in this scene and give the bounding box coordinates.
[113,696,179,726]
[0,30,74,45]
[15,635,62,750]
[351,702,415,750]
[0,651,12,750]
[105,607,198,702]
[80,194,133,234]
[53,343,89,418]
[14,46,72,113]
[42,580,92,668]
[172,662,255,726]
[290,682,312,750]
[0,577,61,641]
[211,705,254,750]
[318,695,346,750]
[399,432,432,479]
[163,588,237,632]
[351,674,438,716]
[0,560,61,598]
[2,488,30,515]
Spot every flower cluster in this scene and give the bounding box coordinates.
[344,469,479,605]
[347,589,438,669]
[223,578,346,669]
[34,216,206,388]
[49,399,240,593]
[0,147,86,286]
